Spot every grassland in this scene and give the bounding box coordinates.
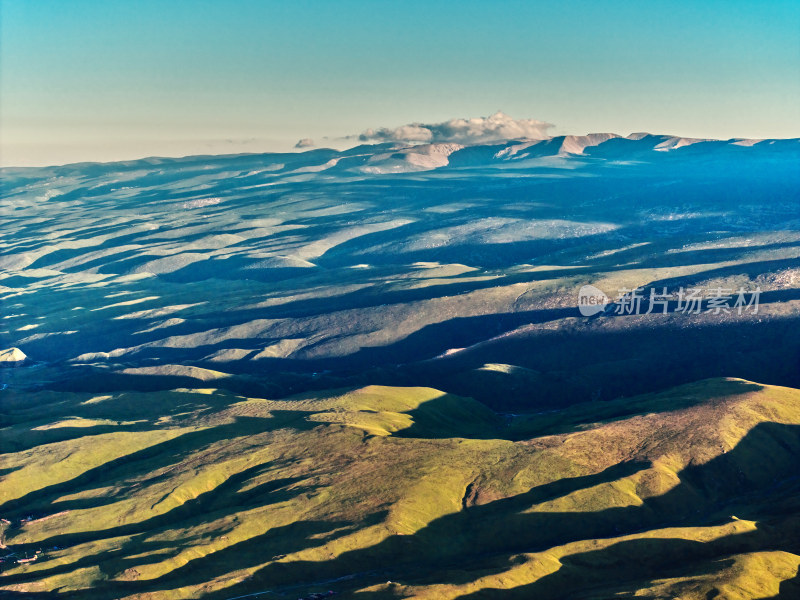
[0,377,798,598]
[1,138,799,597]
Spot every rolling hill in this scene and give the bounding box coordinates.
[1,135,799,597]
[0,378,798,598]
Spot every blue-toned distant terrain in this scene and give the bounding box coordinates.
[1,134,799,599]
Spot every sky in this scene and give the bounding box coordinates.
[1,0,799,166]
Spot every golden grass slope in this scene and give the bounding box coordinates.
[0,377,798,598]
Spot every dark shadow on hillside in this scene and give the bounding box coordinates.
[45,368,281,400]
[391,394,503,440]
[0,412,318,519]
[766,571,800,599]
[451,536,744,600]
[503,378,766,439]
[187,422,800,598]
[1,386,243,452]
[28,305,800,420]
[1,471,327,588]
[108,510,389,597]
[6,468,310,557]
[395,313,800,412]
[8,157,800,369]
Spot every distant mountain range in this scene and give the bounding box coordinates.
[343,133,800,173]
[1,132,799,599]
[3,133,799,176]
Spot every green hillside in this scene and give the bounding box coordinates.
[1,377,798,598]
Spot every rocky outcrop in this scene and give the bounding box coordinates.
[0,348,27,366]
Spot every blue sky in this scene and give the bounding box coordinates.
[1,0,799,165]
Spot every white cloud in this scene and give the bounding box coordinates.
[357,112,553,145]
[295,138,315,148]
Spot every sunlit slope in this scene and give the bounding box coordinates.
[1,377,798,598]
[2,138,799,405]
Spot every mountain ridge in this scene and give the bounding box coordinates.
[2,133,798,173]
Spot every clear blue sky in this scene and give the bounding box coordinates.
[1,0,799,166]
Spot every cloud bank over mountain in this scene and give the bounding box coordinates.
[355,112,554,145]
